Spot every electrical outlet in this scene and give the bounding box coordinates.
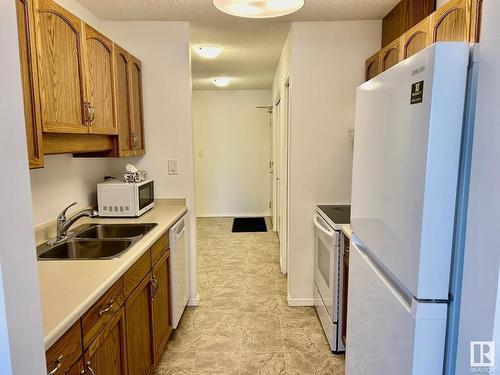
[168,159,178,175]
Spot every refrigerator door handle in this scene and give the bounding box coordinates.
[313,214,336,238]
[356,242,412,313]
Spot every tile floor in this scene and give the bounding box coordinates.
[155,217,345,374]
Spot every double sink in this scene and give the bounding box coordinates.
[37,223,157,260]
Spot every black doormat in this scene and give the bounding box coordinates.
[232,217,267,233]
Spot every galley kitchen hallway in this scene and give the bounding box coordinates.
[155,217,344,374]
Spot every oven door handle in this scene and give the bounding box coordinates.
[313,214,335,238]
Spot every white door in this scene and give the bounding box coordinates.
[346,241,447,375]
[351,43,469,299]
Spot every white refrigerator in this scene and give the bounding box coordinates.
[346,43,477,374]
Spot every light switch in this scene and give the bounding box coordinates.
[198,150,203,158]
[168,159,178,175]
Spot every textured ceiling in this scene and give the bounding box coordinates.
[77,0,398,89]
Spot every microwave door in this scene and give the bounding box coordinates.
[138,181,155,212]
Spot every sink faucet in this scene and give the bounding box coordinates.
[52,202,99,243]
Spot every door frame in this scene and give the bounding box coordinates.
[279,75,291,275]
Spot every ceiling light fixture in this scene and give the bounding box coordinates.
[213,0,304,19]
[194,45,223,59]
[213,77,231,87]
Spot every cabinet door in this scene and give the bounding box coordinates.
[130,55,145,156]
[35,0,88,134]
[365,52,380,81]
[114,45,134,157]
[84,24,117,135]
[431,0,470,42]
[84,307,128,375]
[125,273,154,375]
[402,17,432,59]
[67,358,85,375]
[16,0,43,169]
[152,250,172,362]
[379,38,402,73]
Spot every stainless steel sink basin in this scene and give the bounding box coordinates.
[38,239,133,260]
[37,222,158,260]
[74,223,157,240]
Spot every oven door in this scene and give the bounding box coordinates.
[137,180,155,215]
[313,213,339,322]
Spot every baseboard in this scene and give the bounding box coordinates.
[196,212,271,218]
[287,294,314,306]
[187,293,200,306]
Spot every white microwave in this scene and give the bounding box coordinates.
[97,179,155,217]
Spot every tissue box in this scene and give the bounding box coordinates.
[124,170,147,183]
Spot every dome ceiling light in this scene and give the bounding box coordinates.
[194,45,223,59]
[213,77,231,87]
[213,0,304,19]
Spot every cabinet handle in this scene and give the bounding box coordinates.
[89,105,95,124]
[150,277,158,299]
[47,354,63,375]
[86,362,95,375]
[130,133,135,149]
[83,102,90,126]
[98,299,114,316]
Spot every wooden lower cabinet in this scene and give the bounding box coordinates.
[152,250,172,361]
[84,307,128,375]
[125,273,154,375]
[45,240,173,375]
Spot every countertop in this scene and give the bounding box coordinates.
[37,202,187,349]
[341,224,352,239]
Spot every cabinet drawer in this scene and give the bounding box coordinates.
[46,321,82,375]
[82,278,124,347]
[124,249,151,298]
[150,233,169,267]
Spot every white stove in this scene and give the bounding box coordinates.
[313,205,350,352]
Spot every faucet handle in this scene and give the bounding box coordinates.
[58,202,78,222]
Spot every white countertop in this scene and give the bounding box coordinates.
[37,203,187,349]
[341,224,352,239]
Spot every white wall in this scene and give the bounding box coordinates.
[455,0,500,372]
[436,0,449,8]
[193,90,272,217]
[30,156,110,225]
[279,21,381,303]
[0,1,46,373]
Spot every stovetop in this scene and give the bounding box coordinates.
[316,205,351,228]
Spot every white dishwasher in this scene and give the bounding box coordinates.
[169,212,190,328]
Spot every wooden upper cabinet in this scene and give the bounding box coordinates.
[114,47,145,157]
[84,307,128,375]
[84,24,117,135]
[152,250,172,362]
[382,0,435,47]
[402,17,432,59]
[431,0,470,42]
[130,55,145,156]
[379,38,402,73]
[15,0,43,168]
[114,45,134,157]
[35,0,88,134]
[365,52,380,82]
